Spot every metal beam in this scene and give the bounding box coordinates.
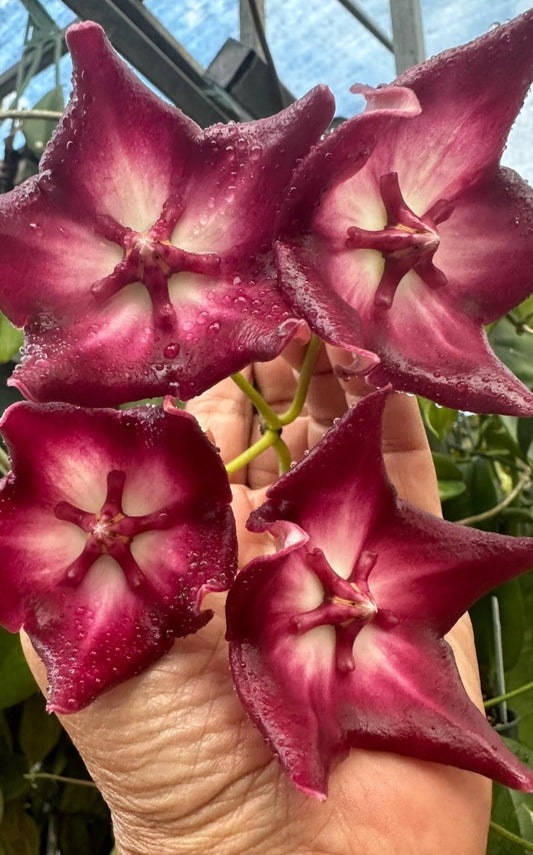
[61,0,234,126]
[0,31,69,101]
[336,0,394,53]
[239,0,266,59]
[389,0,425,74]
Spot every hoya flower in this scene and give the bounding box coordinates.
[276,11,533,415]
[226,388,533,798]
[0,22,334,407]
[0,400,236,712]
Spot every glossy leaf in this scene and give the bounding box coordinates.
[0,630,36,710]
[420,399,458,441]
[22,87,64,157]
[489,317,533,391]
[0,803,39,855]
[19,695,62,764]
[0,316,22,365]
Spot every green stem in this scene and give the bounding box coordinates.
[484,680,533,710]
[458,472,531,526]
[279,334,322,426]
[24,772,97,788]
[227,334,322,475]
[0,445,9,476]
[231,372,281,430]
[273,436,292,475]
[0,109,63,121]
[490,820,533,851]
[225,429,279,474]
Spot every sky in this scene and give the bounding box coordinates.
[1,0,533,181]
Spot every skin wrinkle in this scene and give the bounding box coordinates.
[21,346,491,855]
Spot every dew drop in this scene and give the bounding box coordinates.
[206,321,221,336]
[164,342,180,358]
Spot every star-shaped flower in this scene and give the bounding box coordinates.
[0,22,334,406]
[0,400,236,712]
[276,11,533,415]
[226,388,533,798]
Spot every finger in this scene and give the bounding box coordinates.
[331,347,441,515]
[283,340,348,449]
[185,369,253,484]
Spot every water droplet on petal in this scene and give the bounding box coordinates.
[164,342,180,358]
[206,321,221,336]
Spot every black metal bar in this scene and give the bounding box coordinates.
[0,31,69,101]
[109,0,205,85]
[239,0,265,59]
[336,0,394,52]
[61,0,233,126]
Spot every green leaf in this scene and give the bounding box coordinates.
[431,452,463,481]
[489,317,533,390]
[438,480,466,501]
[469,457,500,531]
[19,695,62,764]
[472,580,525,676]
[0,802,39,855]
[518,418,533,460]
[0,629,37,709]
[418,398,457,440]
[489,739,533,854]
[0,756,28,803]
[0,715,12,756]
[22,87,64,156]
[0,316,22,364]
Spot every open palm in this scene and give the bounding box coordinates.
[23,345,491,855]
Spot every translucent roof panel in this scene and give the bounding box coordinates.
[1,0,532,181]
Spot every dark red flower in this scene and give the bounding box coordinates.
[276,11,533,415]
[0,22,334,405]
[227,389,533,798]
[0,400,236,712]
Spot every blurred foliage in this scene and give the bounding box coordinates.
[419,303,533,852]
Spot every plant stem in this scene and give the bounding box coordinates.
[231,372,281,430]
[490,820,533,851]
[458,472,531,526]
[484,680,533,710]
[24,772,97,788]
[273,436,292,475]
[225,428,280,474]
[279,334,322,425]
[0,109,63,120]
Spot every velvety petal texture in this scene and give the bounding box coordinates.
[0,400,236,712]
[276,11,533,415]
[226,389,533,798]
[0,22,334,406]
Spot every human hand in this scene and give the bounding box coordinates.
[22,344,491,855]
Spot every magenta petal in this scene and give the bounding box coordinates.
[25,556,213,714]
[227,546,341,799]
[0,22,334,405]
[0,400,236,710]
[227,389,533,796]
[368,503,533,636]
[364,288,533,415]
[340,624,533,791]
[435,168,533,320]
[10,275,309,406]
